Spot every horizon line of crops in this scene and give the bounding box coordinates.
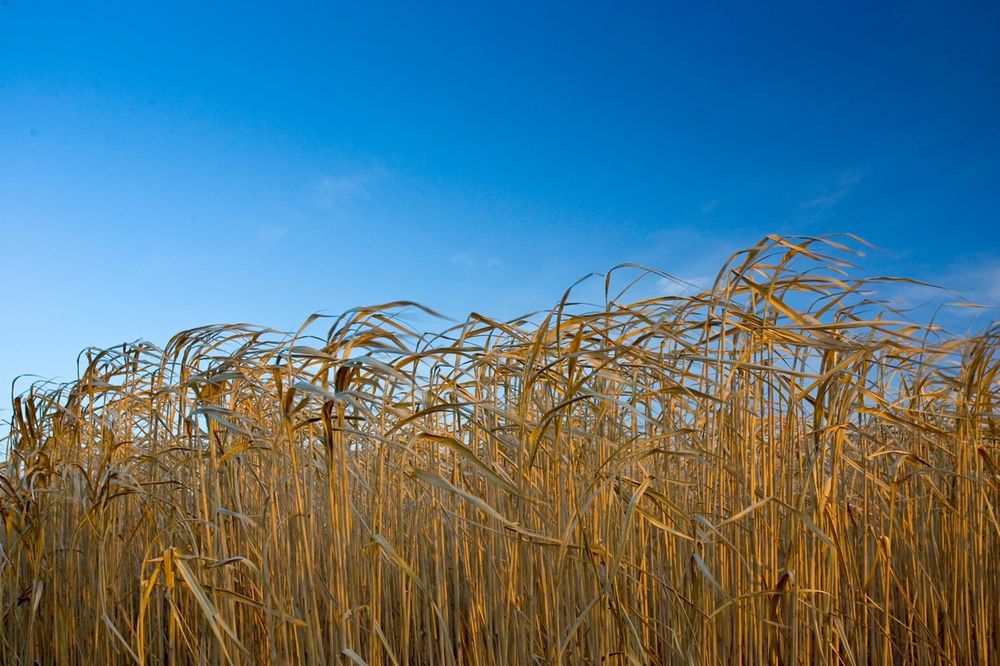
[1,234,997,664]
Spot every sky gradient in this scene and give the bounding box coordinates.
[2,1,999,410]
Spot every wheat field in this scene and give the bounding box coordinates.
[1,235,997,664]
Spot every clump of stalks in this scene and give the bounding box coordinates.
[1,235,997,665]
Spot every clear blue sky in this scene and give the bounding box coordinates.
[1,1,998,404]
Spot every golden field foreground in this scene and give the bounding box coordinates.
[1,236,997,665]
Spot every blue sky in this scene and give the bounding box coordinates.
[1,1,999,405]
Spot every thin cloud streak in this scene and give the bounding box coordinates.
[801,169,862,209]
[451,252,503,276]
[312,168,387,211]
[657,275,710,297]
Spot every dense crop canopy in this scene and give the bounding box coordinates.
[2,235,998,664]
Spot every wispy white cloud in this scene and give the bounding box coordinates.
[451,252,502,276]
[656,275,710,297]
[311,167,387,212]
[868,256,1000,336]
[801,169,862,210]
[985,268,1000,303]
[944,258,1000,305]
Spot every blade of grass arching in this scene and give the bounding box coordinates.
[383,403,476,438]
[416,432,523,497]
[172,555,250,661]
[691,553,728,599]
[136,561,161,665]
[101,613,141,665]
[368,613,402,666]
[406,467,561,544]
[200,584,306,628]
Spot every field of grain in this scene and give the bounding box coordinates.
[1,235,997,664]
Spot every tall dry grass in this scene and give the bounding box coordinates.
[1,235,997,664]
